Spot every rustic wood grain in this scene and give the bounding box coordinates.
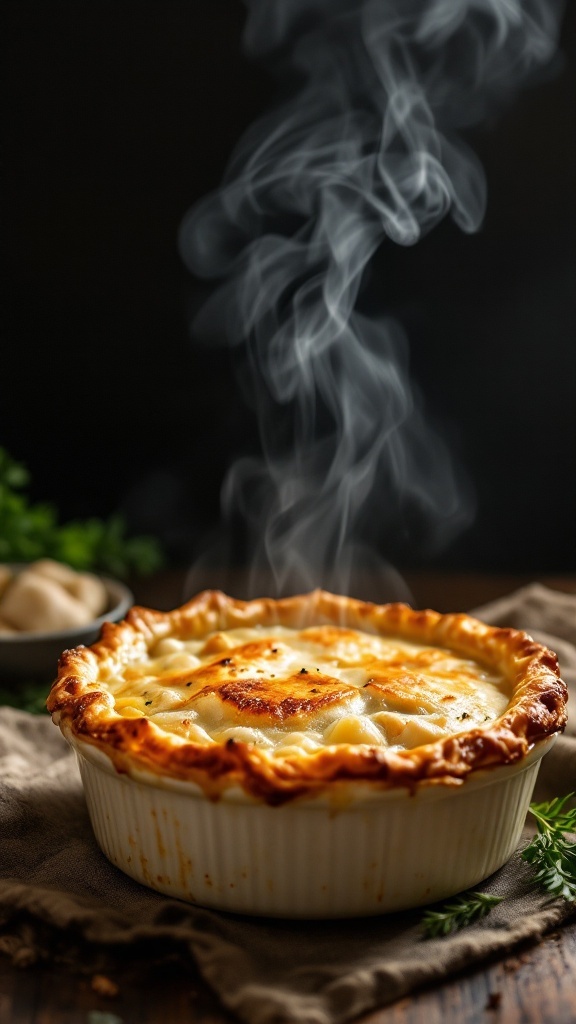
[1,921,576,1023]
[0,957,235,1024]
[364,923,576,1023]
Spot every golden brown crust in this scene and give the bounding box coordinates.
[47,590,568,804]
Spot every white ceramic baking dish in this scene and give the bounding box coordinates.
[67,727,555,917]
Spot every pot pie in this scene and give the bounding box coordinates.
[47,590,567,916]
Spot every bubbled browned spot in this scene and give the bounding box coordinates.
[300,626,365,646]
[190,673,358,724]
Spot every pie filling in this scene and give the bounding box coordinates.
[47,592,567,802]
[106,624,509,756]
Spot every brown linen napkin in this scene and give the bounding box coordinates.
[1,585,575,1024]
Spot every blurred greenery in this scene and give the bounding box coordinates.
[0,680,50,714]
[0,447,164,577]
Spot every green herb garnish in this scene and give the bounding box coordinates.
[521,793,576,901]
[421,891,503,938]
[0,448,163,577]
[422,793,576,938]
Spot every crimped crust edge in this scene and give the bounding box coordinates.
[47,590,568,804]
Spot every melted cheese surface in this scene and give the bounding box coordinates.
[107,625,510,755]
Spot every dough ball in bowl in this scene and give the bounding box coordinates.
[0,561,133,677]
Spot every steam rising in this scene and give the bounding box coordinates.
[180,0,563,597]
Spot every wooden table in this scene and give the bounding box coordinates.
[1,923,576,1023]
[2,570,575,1024]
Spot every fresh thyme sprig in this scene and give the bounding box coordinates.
[421,892,503,939]
[521,793,576,901]
[422,792,576,939]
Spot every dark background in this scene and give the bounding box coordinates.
[2,1,575,574]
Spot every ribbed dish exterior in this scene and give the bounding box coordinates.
[75,741,546,917]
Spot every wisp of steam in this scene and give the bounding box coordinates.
[179,0,564,599]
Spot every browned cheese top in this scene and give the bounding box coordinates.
[47,591,568,802]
